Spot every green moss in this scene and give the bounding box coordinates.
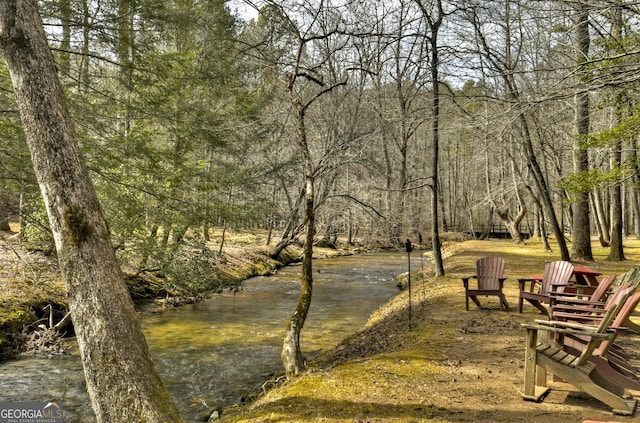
[63,206,92,246]
[0,305,37,332]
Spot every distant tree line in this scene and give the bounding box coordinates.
[3,0,640,271]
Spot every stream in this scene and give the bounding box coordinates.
[0,252,423,421]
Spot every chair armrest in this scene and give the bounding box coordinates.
[553,285,597,295]
[518,276,543,283]
[518,277,542,292]
[551,300,606,311]
[551,302,606,313]
[522,321,613,339]
[518,277,541,289]
[551,311,604,324]
[461,275,477,288]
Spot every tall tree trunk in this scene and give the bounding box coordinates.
[0,2,184,421]
[606,5,625,261]
[414,0,444,276]
[281,85,314,376]
[629,147,640,239]
[607,102,624,260]
[571,3,594,261]
[58,0,70,76]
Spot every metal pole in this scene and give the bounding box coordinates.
[405,239,412,331]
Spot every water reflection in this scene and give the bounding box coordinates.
[0,252,418,421]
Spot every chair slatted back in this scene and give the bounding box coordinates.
[573,268,640,366]
[540,260,574,296]
[590,274,616,302]
[476,256,505,291]
[595,291,640,356]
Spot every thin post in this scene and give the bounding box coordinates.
[405,239,412,331]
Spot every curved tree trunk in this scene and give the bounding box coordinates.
[281,173,313,375]
[495,206,527,243]
[281,86,314,376]
[269,188,305,259]
[0,2,183,421]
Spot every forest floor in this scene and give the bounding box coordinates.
[3,228,640,422]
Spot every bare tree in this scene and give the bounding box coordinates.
[252,1,352,375]
[464,0,571,260]
[0,1,183,421]
[413,0,446,275]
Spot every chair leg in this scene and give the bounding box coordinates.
[624,317,640,334]
[469,295,482,309]
[500,294,509,311]
[518,295,524,313]
[465,294,469,311]
[528,299,548,315]
[523,327,549,401]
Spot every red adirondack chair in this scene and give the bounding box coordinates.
[518,260,574,314]
[550,274,616,308]
[550,281,640,391]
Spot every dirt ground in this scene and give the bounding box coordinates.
[419,293,640,423]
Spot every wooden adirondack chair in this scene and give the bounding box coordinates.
[462,256,508,311]
[550,274,617,309]
[549,276,640,388]
[521,268,640,415]
[561,292,640,392]
[550,279,630,324]
[518,260,574,314]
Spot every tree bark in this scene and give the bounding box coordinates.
[591,189,610,247]
[606,6,625,261]
[281,78,314,376]
[413,0,444,276]
[0,198,10,231]
[0,2,183,421]
[570,3,594,261]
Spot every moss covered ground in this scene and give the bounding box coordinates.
[219,237,640,423]
[3,229,640,422]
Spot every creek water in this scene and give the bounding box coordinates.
[0,252,423,421]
